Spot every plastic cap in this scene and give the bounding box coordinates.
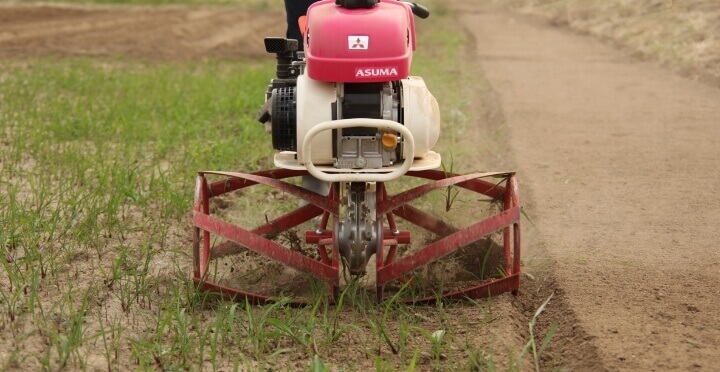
[382,133,398,149]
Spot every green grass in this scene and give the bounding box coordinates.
[0,1,556,370]
[0,57,278,370]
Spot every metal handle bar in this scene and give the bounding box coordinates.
[402,2,430,19]
[301,119,415,183]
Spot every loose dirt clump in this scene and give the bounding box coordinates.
[412,236,507,292]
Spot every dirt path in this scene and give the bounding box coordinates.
[459,7,720,371]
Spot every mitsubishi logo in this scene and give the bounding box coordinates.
[348,35,369,50]
[351,38,364,48]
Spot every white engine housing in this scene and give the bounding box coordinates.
[274,74,442,182]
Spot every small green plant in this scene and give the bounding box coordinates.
[518,292,557,372]
[242,297,287,359]
[50,285,107,369]
[465,347,497,371]
[311,354,329,372]
[319,281,362,347]
[96,312,124,372]
[366,280,415,357]
[267,300,320,355]
[406,349,421,372]
[440,152,460,212]
[0,260,23,323]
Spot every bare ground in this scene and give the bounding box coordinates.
[0,2,279,60]
[498,0,720,86]
[455,2,720,370]
[2,2,719,370]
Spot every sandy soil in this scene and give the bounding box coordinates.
[2,2,719,370]
[500,0,720,86]
[455,3,720,370]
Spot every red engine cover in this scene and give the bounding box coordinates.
[304,0,416,83]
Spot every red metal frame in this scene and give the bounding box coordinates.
[192,169,520,304]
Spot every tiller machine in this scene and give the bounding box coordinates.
[192,0,521,304]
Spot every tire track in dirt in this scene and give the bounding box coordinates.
[459,6,720,371]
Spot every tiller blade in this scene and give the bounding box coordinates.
[192,169,520,304]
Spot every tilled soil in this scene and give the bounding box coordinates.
[457,3,720,370]
[0,3,281,60]
[3,2,719,370]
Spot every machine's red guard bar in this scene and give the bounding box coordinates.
[192,169,520,304]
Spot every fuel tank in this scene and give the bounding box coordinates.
[304,0,416,83]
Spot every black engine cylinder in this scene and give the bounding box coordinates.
[342,83,383,136]
[271,87,297,151]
